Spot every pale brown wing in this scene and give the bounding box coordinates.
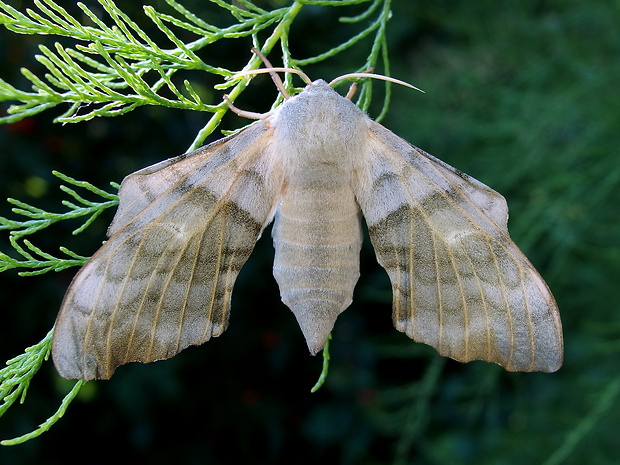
[355,122,563,372]
[52,122,281,380]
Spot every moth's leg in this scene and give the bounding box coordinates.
[222,94,271,120]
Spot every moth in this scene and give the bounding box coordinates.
[52,69,563,380]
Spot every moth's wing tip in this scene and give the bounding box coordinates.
[544,359,563,373]
[52,350,111,381]
[52,329,114,381]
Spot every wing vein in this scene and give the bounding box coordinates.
[458,235,492,359]
[104,232,150,373]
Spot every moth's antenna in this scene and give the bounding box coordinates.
[233,68,311,82]
[233,65,313,97]
[345,67,375,100]
[250,48,290,99]
[223,49,311,120]
[329,73,424,93]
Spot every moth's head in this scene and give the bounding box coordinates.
[308,79,330,88]
[223,64,422,129]
[228,66,421,104]
[227,48,421,101]
[276,77,363,130]
[296,79,340,99]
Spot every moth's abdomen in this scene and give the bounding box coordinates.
[272,186,362,354]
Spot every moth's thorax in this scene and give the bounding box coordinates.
[271,80,369,181]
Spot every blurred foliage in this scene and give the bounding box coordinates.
[0,0,619,464]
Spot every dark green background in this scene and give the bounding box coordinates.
[1,1,618,464]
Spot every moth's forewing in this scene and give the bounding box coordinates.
[355,122,562,372]
[52,123,281,380]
